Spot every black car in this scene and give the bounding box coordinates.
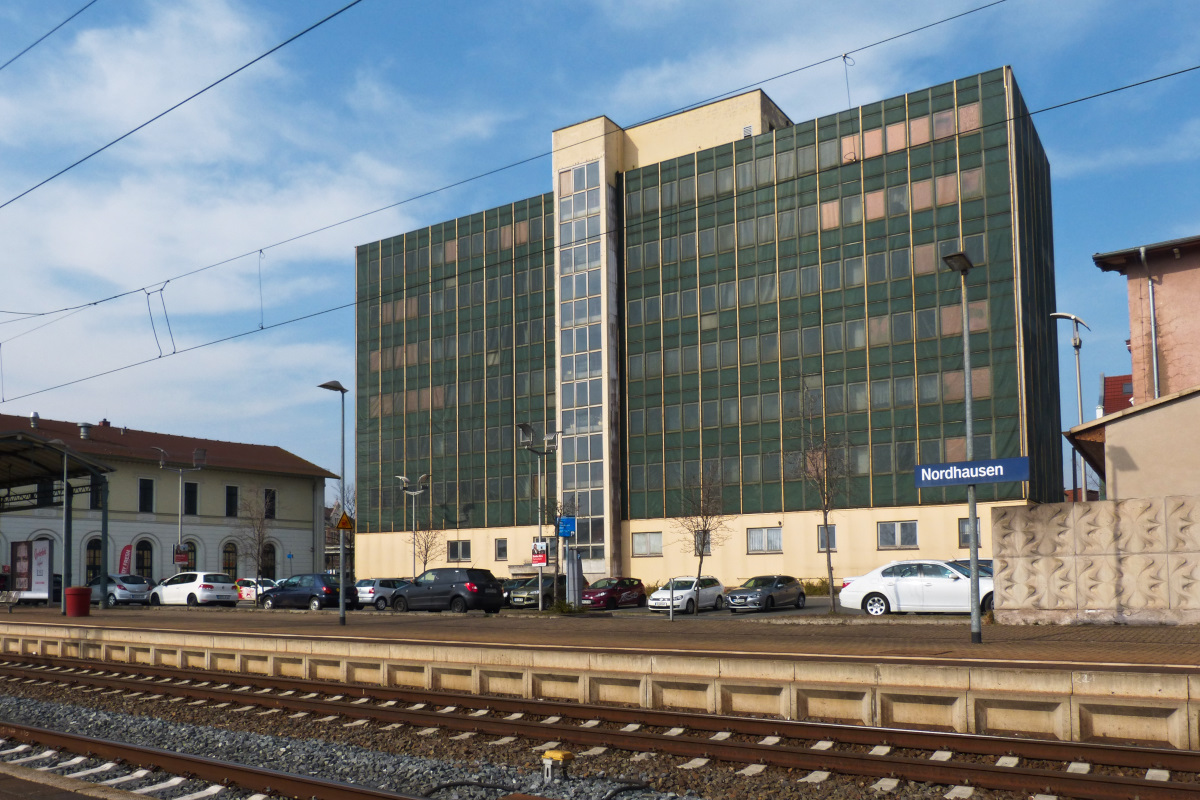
[391,568,503,613]
[259,573,359,611]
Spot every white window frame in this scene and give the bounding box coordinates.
[447,540,471,562]
[958,518,980,549]
[632,531,662,557]
[495,538,508,561]
[877,520,918,549]
[817,524,836,552]
[747,526,783,554]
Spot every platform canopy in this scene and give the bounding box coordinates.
[0,430,112,510]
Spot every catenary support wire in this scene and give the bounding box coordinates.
[0,0,100,76]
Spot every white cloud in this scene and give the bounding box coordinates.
[1050,117,1200,179]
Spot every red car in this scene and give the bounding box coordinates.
[582,577,646,610]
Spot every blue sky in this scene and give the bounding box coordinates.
[0,0,1196,500]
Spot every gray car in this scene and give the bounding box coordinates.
[356,578,412,610]
[725,575,805,613]
[87,573,151,606]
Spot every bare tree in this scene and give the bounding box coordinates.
[232,490,273,581]
[329,480,356,519]
[670,464,733,608]
[411,525,445,575]
[797,388,850,613]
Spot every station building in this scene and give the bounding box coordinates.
[354,66,1061,585]
[0,413,334,584]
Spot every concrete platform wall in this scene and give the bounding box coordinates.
[2,622,1198,749]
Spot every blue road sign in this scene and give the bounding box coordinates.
[914,457,1030,488]
[558,516,576,537]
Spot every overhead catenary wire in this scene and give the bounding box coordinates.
[0,0,1009,323]
[3,59,1200,406]
[0,0,366,216]
[0,0,101,76]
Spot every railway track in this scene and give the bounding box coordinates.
[0,654,1195,799]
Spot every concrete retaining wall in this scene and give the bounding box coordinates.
[3,622,1197,749]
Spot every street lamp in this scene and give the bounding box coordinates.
[517,423,558,610]
[152,446,206,573]
[1051,312,1091,502]
[943,251,983,645]
[396,474,429,578]
[318,379,349,626]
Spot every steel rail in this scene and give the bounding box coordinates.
[0,720,432,800]
[5,655,1195,773]
[4,660,1198,799]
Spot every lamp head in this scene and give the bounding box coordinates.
[942,251,974,276]
[192,448,207,468]
[318,380,348,394]
[417,473,429,487]
[151,446,167,468]
[516,423,534,446]
[544,431,559,452]
[1051,312,1091,330]
[396,475,410,488]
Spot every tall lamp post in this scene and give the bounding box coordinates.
[396,474,429,578]
[1051,312,1091,502]
[318,380,349,626]
[517,423,558,610]
[943,251,983,645]
[152,446,206,573]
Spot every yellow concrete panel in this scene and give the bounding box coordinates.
[717,657,795,682]
[878,663,970,691]
[1073,670,1188,700]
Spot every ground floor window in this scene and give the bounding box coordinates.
[878,521,918,549]
[747,526,782,554]
[183,541,197,570]
[222,542,238,574]
[818,524,836,552]
[135,541,153,580]
[85,538,102,582]
[632,531,662,557]
[958,518,980,548]
[494,539,507,561]
[261,544,276,579]
[448,540,471,562]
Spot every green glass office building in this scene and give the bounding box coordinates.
[355,66,1060,583]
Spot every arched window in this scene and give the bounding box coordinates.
[184,541,197,570]
[222,542,238,575]
[135,541,153,581]
[86,539,102,582]
[261,544,276,580]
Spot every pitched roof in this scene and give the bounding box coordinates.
[1101,374,1134,415]
[0,413,336,481]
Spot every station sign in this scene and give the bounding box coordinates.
[914,457,1030,488]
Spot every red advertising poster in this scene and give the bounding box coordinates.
[119,545,133,575]
[531,540,548,567]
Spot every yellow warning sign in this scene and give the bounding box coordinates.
[335,512,355,531]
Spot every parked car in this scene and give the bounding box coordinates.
[949,559,994,577]
[839,559,994,616]
[500,578,528,607]
[235,577,277,603]
[726,575,805,613]
[87,573,151,606]
[582,577,647,609]
[356,578,412,610]
[390,568,503,613]
[149,572,239,607]
[647,576,725,614]
[259,573,359,611]
[509,574,568,608]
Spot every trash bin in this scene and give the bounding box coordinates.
[65,586,91,617]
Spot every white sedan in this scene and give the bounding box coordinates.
[839,560,993,616]
[149,572,239,607]
[647,576,725,614]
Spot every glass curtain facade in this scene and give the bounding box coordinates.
[356,67,1060,566]
[356,194,557,534]
[622,68,1059,521]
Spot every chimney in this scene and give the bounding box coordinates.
[29,412,38,429]
[78,422,92,440]
[98,419,111,428]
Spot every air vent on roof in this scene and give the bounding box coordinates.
[743,125,753,138]
[29,412,38,429]
[78,422,92,440]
